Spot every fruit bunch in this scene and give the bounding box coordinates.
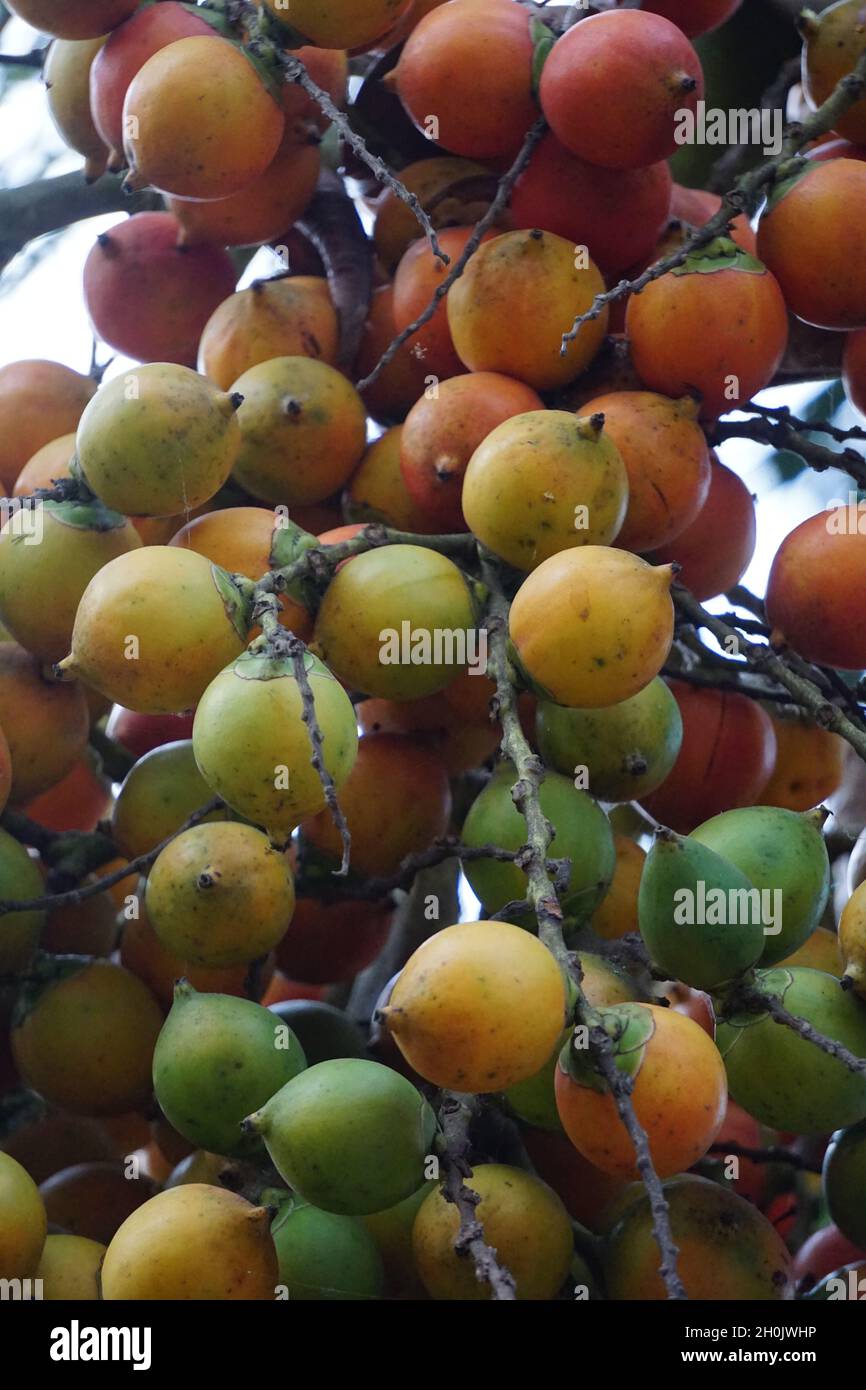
[4,0,866,1309]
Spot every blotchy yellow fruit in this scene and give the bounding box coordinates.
[145,822,295,967]
[509,547,676,708]
[462,410,629,569]
[192,650,358,840]
[446,228,609,390]
[385,920,566,1092]
[198,278,339,391]
[76,363,242,518]
[231,356,367,506]
[0,1152,47,1280]
[36,1234,105,1299]
[59,547,248,714]
[0,500,141,665]
[412,1164,573,1300]
[12,959,164,1116]
[101,1184,278,1300]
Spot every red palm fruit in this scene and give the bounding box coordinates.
[626,238,788,420]
[393,0,535,160]
[765,509,866,669]
[510,133,673,276]
[669,183,757,255]
[392,226,496,380]
[275,898,393,985]
[649,454,756,601]
[641,0,743,39]
[539,9,703,170]
[642,680,777,833]
[83,213,237,366]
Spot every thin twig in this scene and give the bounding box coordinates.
[355,115,548,392]
[436,1093,517,1300]
[707,1140,822,1174]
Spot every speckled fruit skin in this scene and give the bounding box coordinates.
[199,277,339,390]
[400,373,543,532]
[462,410,629,569]
[460,763,616,924]
[244,1059,436,1216]
[508,547,675,709]
[76,363,241,517]
[447,230,609,390]
[231,356,367,506]
[393,226,496,380]
[83,213,237,365]
[311,544,478,701]
[555,1003,727,1179]
[0,643,89,805]
[146,823,295,968]
[192,650,358,839]
[385,921,566,1092]
[166,123,320,250]
[716,968,866,1133]
[372,156,490,274]
[90,2,218,166]
[394,0,535,160]
[692,805,830,966]
[263,0,411,50]
[0,500,141,666]
[757,161,866,330]
[413,1164,573,1300]
[536,676,682,803]
[122,37,284,201]
[766,510,866,670]
[346,426,445,532]
[7,0,138,38]
[101,1185,278,1300]
[603,1173,792,1300]
[44,37,109,181]
[0,361,96,495]
[539,9,704,170]
[0,1152,47,1280]
[153,983,305,1158]
[12,959,164,1117]
[60,547,248,715]
[578,391,710,552]
[270,1196,384,1301]
[354,293,432,430]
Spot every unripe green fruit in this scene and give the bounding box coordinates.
[0,827,46,975]
[638,829,764,990]
[244,1058,436,1216]
[270,1194,384,1301]
[823,1119,866,1248]
[536,676,682,802]
[716,967,866,1132]
[267,1000,366,1065]
[152,982,306,1159]
[193,648,358,841]
[460,761,616,925]
[692,806,830,965]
